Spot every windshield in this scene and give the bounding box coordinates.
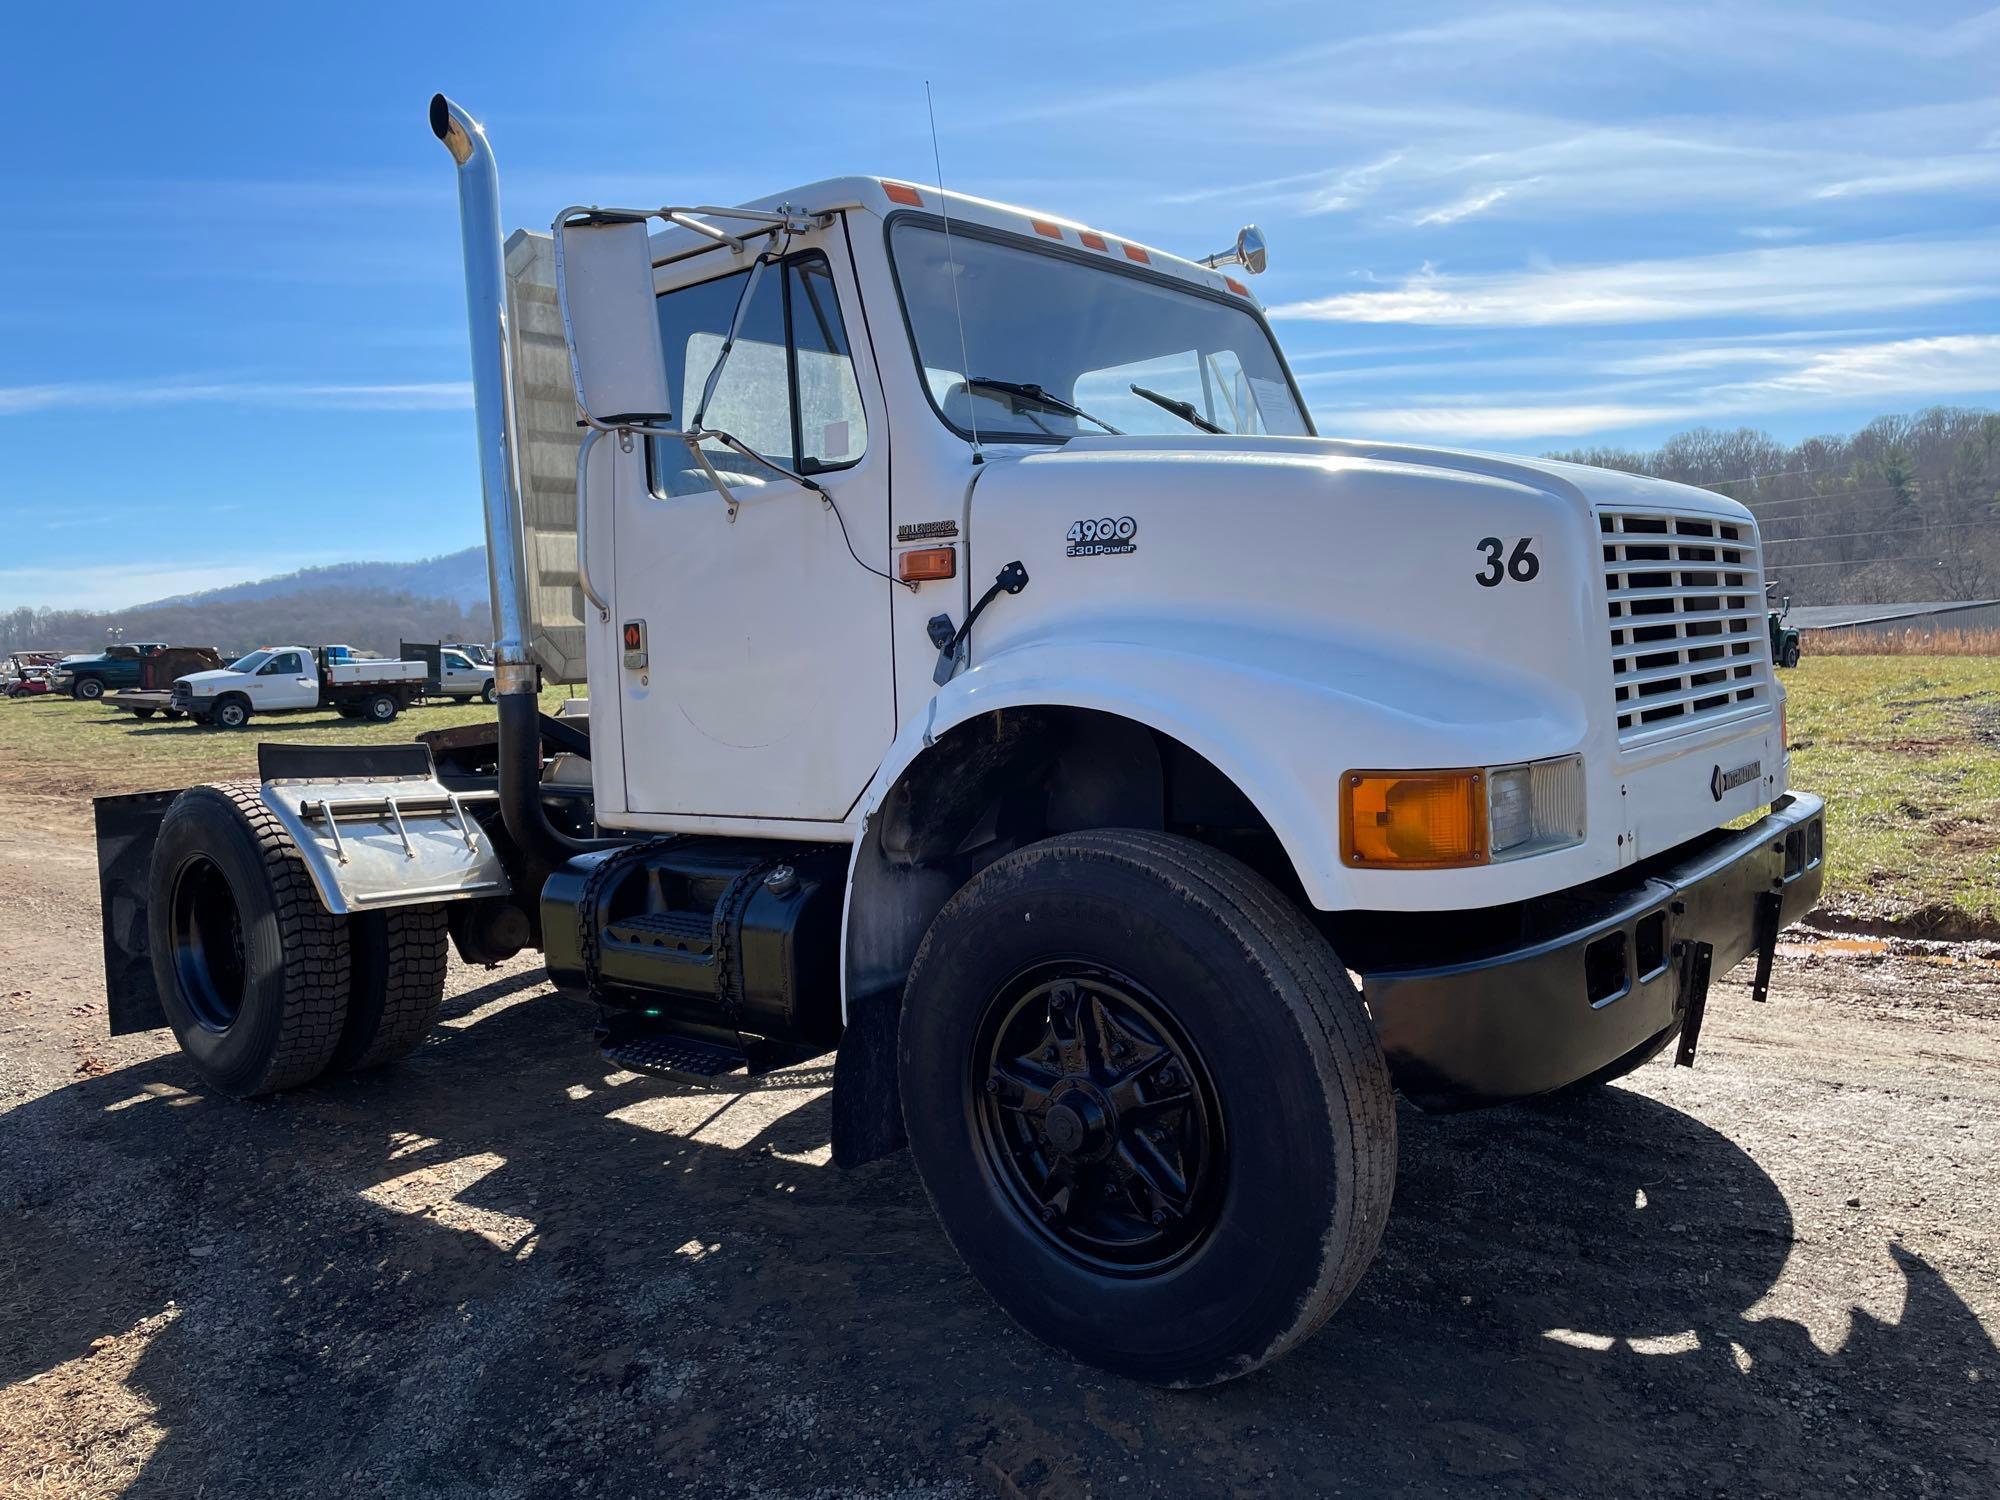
[890,221,1310,442]
[228,651,272,674]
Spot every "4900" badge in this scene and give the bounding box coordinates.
[1065,516,1138,557]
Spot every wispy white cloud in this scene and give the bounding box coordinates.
[1326,403,1686,441]
[1741,226,1808,241]
[1314,332,2000,445]
[0,379,471,416]
[1411,183,1518,226]
[1271,237,2000,327]
[1715,333,2000,402]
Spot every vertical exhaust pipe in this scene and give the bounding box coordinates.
[430,93,613,864]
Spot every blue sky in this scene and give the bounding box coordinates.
[3,0,1997,609]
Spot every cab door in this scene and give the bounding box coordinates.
[606,237,894,824]
[254,651,317,709]
[439,650,474,697]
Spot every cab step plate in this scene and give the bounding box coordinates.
[602,1031,748,1084]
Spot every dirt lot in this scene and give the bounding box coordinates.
[2,715,1998,1497]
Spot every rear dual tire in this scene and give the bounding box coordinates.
[148,783,449,1097]
[900,830,1396,1387]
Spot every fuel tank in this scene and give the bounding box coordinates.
[542,839,846,1048]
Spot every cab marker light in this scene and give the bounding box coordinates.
[897,546,957,583]
[1122,243,1150,264]
[1225,276,1249,296]
[1031,218,1064,239]
[1079,231,1109,251]
[884,182,924,206]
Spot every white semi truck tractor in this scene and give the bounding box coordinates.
[90,95,1825,1386]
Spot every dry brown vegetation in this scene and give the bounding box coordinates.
[1804,627,2000,656]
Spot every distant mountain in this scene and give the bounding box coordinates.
[0,585,493,660]
[147,547,491,610]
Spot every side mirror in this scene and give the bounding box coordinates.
[553,213,673,427]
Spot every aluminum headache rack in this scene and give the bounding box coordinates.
[261,779,511,915]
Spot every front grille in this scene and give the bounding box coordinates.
[1600,508,1768,745]
[170,683,191,710]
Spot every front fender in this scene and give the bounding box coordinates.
[854,619,1588,916]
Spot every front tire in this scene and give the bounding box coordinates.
[74,677,104,701]
[480,680,496,704]
[1780,639,1802,669]
[900,830,1395,1386]
[147,783,350,1097]
[214,696,251,730]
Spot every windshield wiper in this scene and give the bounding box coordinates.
[1129,383,1224,435]
[964,377,1122,434]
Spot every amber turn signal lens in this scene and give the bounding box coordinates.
[897,545,957,583]
[1341,769,1487,868]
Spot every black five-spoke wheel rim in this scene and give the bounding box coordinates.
[972,963,1226,1275]
[169,854,248,1032]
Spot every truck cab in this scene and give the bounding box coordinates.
[51,642,169,700]
[88,95,1825,1390]
[437,648,494,700]
[175,647,320,720]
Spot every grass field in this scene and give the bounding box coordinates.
[0,687,574,802]
[3,658,1996,934]
[1784,654,2000,934]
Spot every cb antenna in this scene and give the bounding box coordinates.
[926,80,982,463]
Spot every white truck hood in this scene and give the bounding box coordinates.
[963,431,1779,904]
[175,669,247,692]
[968,429,1770,755]
[1005,433,1751,521]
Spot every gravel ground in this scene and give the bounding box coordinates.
[2,787,1996,1499]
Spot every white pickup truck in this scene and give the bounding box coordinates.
[89,95,1825,1389]
[170,646,427,728]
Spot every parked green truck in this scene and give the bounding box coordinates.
[49,643,171,701]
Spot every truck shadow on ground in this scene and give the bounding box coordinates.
[3,969,1993,1497]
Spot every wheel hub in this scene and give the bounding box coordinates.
[974,967,1224,1274]
[1042,1085,1113,1161]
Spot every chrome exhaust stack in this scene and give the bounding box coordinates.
[429,94,530,688]
[430,93,612,865]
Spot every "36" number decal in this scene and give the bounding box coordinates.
[1475,536,1540,587]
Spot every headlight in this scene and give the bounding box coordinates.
[1342,754,1585,869]
[1485,755,1586,861]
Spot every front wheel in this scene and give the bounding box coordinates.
[1780,639,1801,669]
[214,697,251,730]
[480,680,496,704]
[900,830,1396,1387]
[74,677,104,701]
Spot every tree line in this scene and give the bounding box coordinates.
[1550,406,2000,605]
[0,586,494,660]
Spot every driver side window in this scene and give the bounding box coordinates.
[260,653,301,676]
[649,252,867,499]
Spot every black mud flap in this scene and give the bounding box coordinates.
[830,985,906,1168]
[95,789,181,1035]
